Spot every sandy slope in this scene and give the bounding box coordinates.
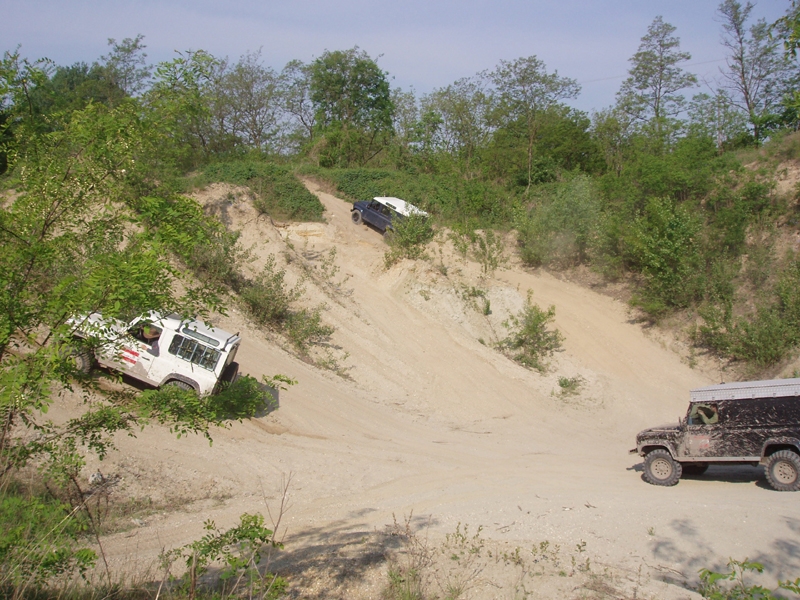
[83,182,800,598]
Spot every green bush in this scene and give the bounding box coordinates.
[384,212,435,267]
[0,484,96,591]
[202,161,324,221]
[240,255,303,327]
[516,174,600,267]
[696,258,800,367]
[500,293,564,372]
[625,197,703,318]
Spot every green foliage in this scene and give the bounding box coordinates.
[310,47,394,167]
[202,160,324,221]
[0,485,96,591]
[696,257,800,367]
[625,197,702,317]
[516,174,601,267]
[500,293,564,372]
[558,375,584,396]
[698,558,800,599]
[239,255,334,351]
[384,213,435,267]
[240,255,304,326]
[326,167,513,228]
[164,513,286,600]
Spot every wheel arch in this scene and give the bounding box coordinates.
[762,438,800,462]
[159,374,199,392]
[640,444,677,459]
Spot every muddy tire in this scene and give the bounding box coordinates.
[765,450,800,491]
[165,379,194,392]
[70,346,94,374]
[220,361,239,384]
[351,210,362,224]
[643,449,682,486]
[680,463,709,477]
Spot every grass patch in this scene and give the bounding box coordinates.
[202,161,324,221]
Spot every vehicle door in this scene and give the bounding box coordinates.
[104,321,161,384]
[364,201,391,231]
[678,402,727,458]
[717,399,765,458]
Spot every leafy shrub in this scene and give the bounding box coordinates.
[698,558,800,599]
[696,258,800,367]
[516,174,601,268]
[500,293,564,372]
[240,255,304,327]
[625,197,703,318]
[286,307,335,351]
[384,212,435,267]
[164,512,286,600]
[202,161,324,221]
[0,484,96,591]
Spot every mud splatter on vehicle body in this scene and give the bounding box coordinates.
[632,379,800,491]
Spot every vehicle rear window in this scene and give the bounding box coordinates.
[168,334,221,371]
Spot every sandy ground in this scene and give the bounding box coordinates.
[66,182,800,599]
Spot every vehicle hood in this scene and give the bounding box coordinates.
[636,423,681,443]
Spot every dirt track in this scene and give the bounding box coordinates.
[84,182,800,598]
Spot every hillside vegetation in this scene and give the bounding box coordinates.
[2,1,800,597]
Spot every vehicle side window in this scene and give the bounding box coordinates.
[688,403,719,425]
[168,334,221,371]
[129,323,162,347]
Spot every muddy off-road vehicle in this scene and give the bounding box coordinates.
[631,378,800,491]
[351,196,427,236]
[68,313,241,396]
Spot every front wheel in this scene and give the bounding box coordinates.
[351,210,363,224]
[765,450,800,491]
[164,379,194,392]
[643,449,682,486]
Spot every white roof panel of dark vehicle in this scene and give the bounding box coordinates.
[690,378,800,402]
[373,196,428,217]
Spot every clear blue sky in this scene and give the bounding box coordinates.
[5,0,791,113]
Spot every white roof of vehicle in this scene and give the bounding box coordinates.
[690,378,800,402]
[154,314,240,348]
[373,196,428,217]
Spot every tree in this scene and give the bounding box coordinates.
[280,59,316,150]
[688,89,749,149]
[420,75,494,177]
[309,47,394,166]
[616,16,697,143]
[216,50,284,152]
[146,49,222,167]
[718,0,790,143]
[490,56,580,191]
[0,58,235,586]
[100,34,152,99]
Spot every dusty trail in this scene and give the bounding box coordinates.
[89,182,800,598]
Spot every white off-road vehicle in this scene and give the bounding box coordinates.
[69,313,241,396]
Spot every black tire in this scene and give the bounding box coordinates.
[165,379,194,392]
[680,463,709,477]
[70,346,94,374]
[643,449,682,486]
[351,210,362,224]
[383,229,395,243]
[220,361,239,384]
[765,450,800,492]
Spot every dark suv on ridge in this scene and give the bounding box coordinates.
[631,378,800,491]
[351,196,427,237]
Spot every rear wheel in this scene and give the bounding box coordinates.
[383,229,395,243]
[220,361,239,384]
[351,210,362,224]
[69,345,94,374]
[765,450,800,491]
[643,449,682,486]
